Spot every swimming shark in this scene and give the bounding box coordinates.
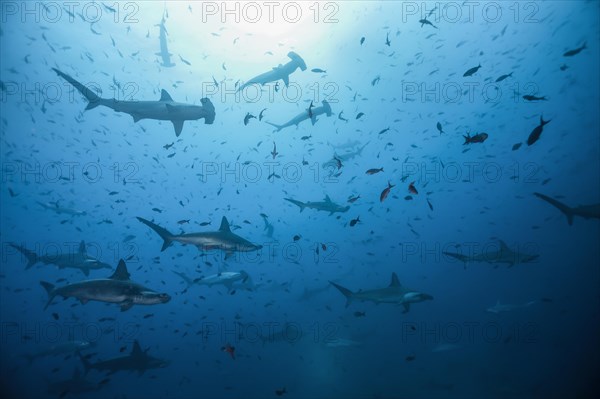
[443,240,539,268]
[47,368,101,395]
[324,337,362,348]
[265,100,333,132]
[79,340,168,375]
[194,270,254,292]
[155,16,175,67]
[284,195,350,215]
[486,300,537,314]
[328,139,362,150]
[11,241,112,275]
[37,200,86,216]
[330,273,433,313]
[22,340,93,365]
[40,259,171,311]
[238,51,307,92]
[137,216,262,259]
[534,192,600,225]
[322,142,369,169]
[52,68,215,136]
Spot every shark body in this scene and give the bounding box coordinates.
[266,100,332,132]
[284,195,349,215]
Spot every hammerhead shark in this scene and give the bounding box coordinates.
[52,68,215,136]
[238,51,307,91]
[47,368,101,395]
[284,195,350,215]
[11,241,112,275]
[266,100,332,132]
[137,216,262,259]
[534,192,600,225]
[37,200,86,216]
[330,273,433,313]
[40,259,171,311]
[486,300,537,314]
[443,240,539,268]
[79,340,168,375]
[155,15,175,67]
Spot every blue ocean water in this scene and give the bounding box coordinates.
[1,1,599,398]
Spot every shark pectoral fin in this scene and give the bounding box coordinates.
[120,301,134,312]
[224,251,234,260]
[402,303,410,313]
[132,114,142,123]
[311,116,317,126]
[82,268,90,277]
[172,120,184,137]
[282,74,289,87]
[79,298,89,305]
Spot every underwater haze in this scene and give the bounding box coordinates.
[1,1,599,398]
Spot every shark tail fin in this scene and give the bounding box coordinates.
[78,352,92,374]
[265,122,283,132]
[52,68,104,110]
[40,281,56,310]
[329,281,354,308]
[11,244,37,269]
[534,193,574,225]
[136,217,174,251]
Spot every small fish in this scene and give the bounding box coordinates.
[338,111,348,122]
[271,142,278,159]
[353,311,366,317]
[405,354,416,361]
[178,55,191,65]
[311,68,326,73]
[563,42,586,57]
[349,216,360,227]
[560,64,569,71]
[301,135,312,141]
[244,112,256,126]
[221,344,235,359]
[385,33,391,46]
[356,112,364,120]
[512,142,522,151]
[163,142,174,150]
[177,219,190,225]
[463,132,488,145]
[495,72,513,82]
[152,207,163,213]
[463,63,481,77]
[523,95,547,101]
[259,108,267,121]
[380,181,394,202]
[52,312,59,320]
[293,235,301,241]
[378,127,389,135]
[526,116,551,146]
[366,168,384,175]
[408,182,418,195]
[143,313,154,319]
[360,37,365,45]
[321,243,327,251]
[436,122,444,134]
[427,199,434,211]
[371,76,380,86]
[199,221,211,226]
[348,195,360,203]
[275,387,287,396]
[419,18,437,28]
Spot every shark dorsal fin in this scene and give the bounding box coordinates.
[109,259,131,280]
[389,273,401,287]
[160,89,173,102]
[219,217,231,232]
[324,195,332,203]
[498,240,509,252]
[78,241,86,255]
[131,340,144,357]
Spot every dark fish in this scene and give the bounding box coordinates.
[563,42,586,57]
[143,313,154,319]
[293,235,301,241]
[427,199,433,211]
[301,135,312,141]
[512,142,522,151]
[348,195,360,203]
[405,355,416,361]
[463,132,488,145]
[321,243,327,251]
[356,112,364,120]
[311,68,326,73]
[526,116,551,146]
[275,387,287,396]
[371,76,380,86]
[436,122,444,134]
[349,217,360,227]
[419,18,437,28]
[360,37,365,45]
[259,108,267,121]
[560,64,568,71]
[199,221,211,226]
[495,72,513,82]
[177,219,190,225]
[408,182,418,195]
[380,181,394,202]
[338,111,348,122]
[244,112,256,126]
[119,346,127,352]
[353,311,365,317]
[152,207,162,213]
[271,142,278,159]
[385,32,390,46]
[52,312,59,320]
[523,95,546,101]
[378,127,389,135]
[366,168,384,175]
[463,63,481,77]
